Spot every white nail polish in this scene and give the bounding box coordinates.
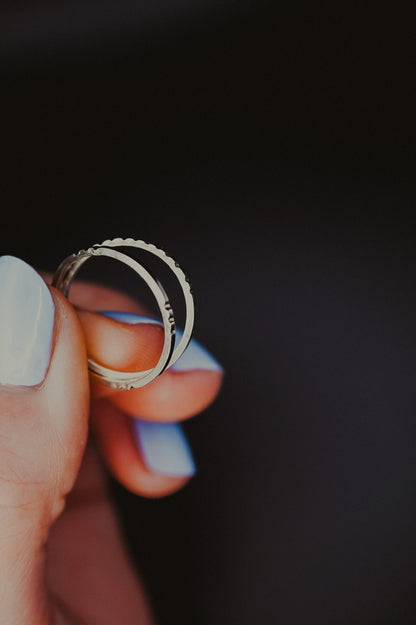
[101,311,223,373]
[170,329,223,372]
[0,256,55,386]
[99,311,162,325]
[133,419,196,477]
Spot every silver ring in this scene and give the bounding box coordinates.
[52,238,194,390]
[94,238,194,370]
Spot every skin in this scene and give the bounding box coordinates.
[0,276,223,625]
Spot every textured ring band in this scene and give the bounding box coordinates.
[52,242,182,389]
[93,238,194,370]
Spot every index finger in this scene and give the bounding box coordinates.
[40,272,164,398]
[40,272,224,415]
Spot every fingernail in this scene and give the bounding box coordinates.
[170,329,223,373]
[101,311,223,373]
[99,311,162,326]
[0,256,55,386]
[132,418,196,477]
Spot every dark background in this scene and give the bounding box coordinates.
[1,2,416,624]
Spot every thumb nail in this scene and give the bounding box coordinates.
[0,256,55,386]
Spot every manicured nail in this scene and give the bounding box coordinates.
[170,329,223,372]
[99,311,162,326]
[133,418,196,477]
[0,256,55,386]
[101,311,223,373]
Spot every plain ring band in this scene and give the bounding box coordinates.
[52,239,194,390]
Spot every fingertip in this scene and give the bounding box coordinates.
[77,309,164,373]
[45,287,90,447]
[110,368,223,422]
[91,400,192,498]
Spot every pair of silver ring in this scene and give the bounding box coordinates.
[52,238,194,390]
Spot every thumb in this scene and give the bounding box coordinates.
[0,256,89,624]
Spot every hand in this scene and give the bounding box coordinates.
[0,255,223,625]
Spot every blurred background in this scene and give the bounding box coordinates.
[1,2,416,624]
